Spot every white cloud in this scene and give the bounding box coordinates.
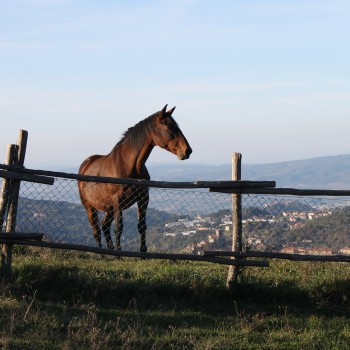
[281,91,350,105]
[80,44,101,50]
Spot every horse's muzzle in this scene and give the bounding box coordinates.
[177,147,192,160]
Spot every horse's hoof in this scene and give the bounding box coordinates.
[115,247,123,260]
[140,245,147,253]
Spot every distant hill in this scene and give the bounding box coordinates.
[57,154,350,190]
[148,154,350,189]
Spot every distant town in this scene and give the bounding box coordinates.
[163,209,350,256]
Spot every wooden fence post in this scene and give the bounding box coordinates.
[226,152,243,289]
[1,144,17,281]
[0,146,14,232]
[1,130,28,282]
[6,130,28,233]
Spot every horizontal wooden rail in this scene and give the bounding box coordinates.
[0,232,43,241]
[0,238,269,267]
[0,170,54,185]
[210,187,350,196]
[204,250,350,263]
[0,164,275,189]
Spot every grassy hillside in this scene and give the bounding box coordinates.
[1,247,350,349]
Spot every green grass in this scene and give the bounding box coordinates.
[1,247,350,349]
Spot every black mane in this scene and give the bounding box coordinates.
[115,112,159,149]
[114,110,180,151]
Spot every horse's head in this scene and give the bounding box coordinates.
[153,105,192,160]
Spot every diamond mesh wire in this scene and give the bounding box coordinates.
[1,176,350,255]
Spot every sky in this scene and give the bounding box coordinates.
[1,0,350,169]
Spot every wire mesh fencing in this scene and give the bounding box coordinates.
[1,175,350,256]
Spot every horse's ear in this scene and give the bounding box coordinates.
[160,104,168,117]
[167,106,176,115]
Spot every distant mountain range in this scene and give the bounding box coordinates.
[148,154,350,190]
[59,154,350,190]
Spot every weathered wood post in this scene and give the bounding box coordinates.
[1,130,28,282]
[6,130,28,232]
[0,145,17,232]
[1,144,17,281]
[226,152,243,289]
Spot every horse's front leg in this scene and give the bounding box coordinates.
[102,210,114,249]
[114,209,123,251]
[137,189,149,253]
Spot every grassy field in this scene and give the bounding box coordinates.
[1,247,350,349]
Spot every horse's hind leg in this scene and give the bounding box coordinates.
[86,206,102,248]
[113,209,123,251]
[137,189,149,253]
[102,211,114,249]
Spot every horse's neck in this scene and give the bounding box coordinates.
[112,140,154,177]
[135,141,154,174]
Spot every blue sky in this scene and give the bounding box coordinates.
[1,0,350,169]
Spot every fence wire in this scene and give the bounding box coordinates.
[1,177,350,256]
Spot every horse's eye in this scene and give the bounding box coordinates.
[166,124,179,140]
[166,129,175,140]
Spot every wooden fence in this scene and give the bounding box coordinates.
[2,130,350,287]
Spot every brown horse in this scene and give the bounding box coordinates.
[78,105,192,252]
